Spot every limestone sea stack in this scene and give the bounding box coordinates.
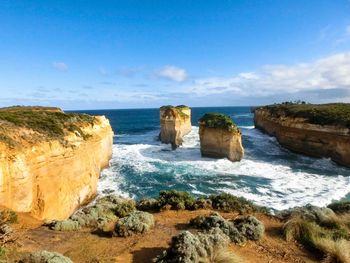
[160,105,192,149]
[254,103,350,167]
[199,113,244,161]
[0,106,113,220]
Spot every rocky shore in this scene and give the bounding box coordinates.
[254,103,350,167]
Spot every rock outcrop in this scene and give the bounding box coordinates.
[199,113,244,162]
[0,106,113,220]
[159,105,191,149]
[254,104,350,167]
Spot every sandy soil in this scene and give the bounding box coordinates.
[2,210,321,263]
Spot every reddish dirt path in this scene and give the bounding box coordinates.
[3,210,320,263]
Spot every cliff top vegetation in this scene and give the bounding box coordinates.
[199,113,240,132]
[257,103,350,128]
[0,106,97,147]
[160,105,190,118]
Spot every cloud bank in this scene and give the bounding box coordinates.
[187,52,350,100]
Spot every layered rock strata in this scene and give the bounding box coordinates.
[159,105,191,149]
[199,113,244,162]
[254,106,350,167]
[0,107,113,220]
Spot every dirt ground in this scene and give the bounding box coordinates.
[2,210,322,263]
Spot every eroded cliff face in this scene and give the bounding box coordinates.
[199,126,244,162]
[160,106,191,149]
[254,108,350,167]
[0,114,113,220]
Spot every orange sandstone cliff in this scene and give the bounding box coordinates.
[159,105,191,149]
[254,105,350,167]
[0,107,113,220]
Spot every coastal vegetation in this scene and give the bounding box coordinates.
[136,190,268,214]
[160,105,190,118]
[257,103,350,128]
[199,113,239,132]
[0,106,97,147]
[281,205,350,262]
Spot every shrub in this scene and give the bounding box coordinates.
[50,220,81,232]
[193,198,213,210]
[314,238,350,263]
[136,198,159,212]
[0,209,18,225]
[210,193,267,214]
[154,228,230,263]
[0,247,5,258]
[158,190,195,210]
[283,211,350,263]
[50,195,135,231]
[190,212,264,245]
[114,211,154,237]
[199,113,239,132]
[328,202,350,215]
[19,250,73,263]
[233,215,265,241]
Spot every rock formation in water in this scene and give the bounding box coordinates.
[254,103,350,167]
[199,113,244,162]
[159,105,191,149]
[0,106,113,220]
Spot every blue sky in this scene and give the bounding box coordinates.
[1,0,350,109]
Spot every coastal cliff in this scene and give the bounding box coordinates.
[254,103,350,167]
[0,106,113,220]
[159,105,191,149]
[199,113,244,162]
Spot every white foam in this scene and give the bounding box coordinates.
[98,126,350,210]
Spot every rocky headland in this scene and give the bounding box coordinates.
[0,106,113,220]
[199,113,244,162]
[159,105,191,149]
[254,103,350,167]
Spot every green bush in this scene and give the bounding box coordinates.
[19,250,73,263]
[190,212,264,245]
[154,228,230,263]
[210,193,267,214]
[259,103,350,128]
[283,205,350,262]
[328,202,350,215]
[158,190,195,210]
[136,198,159,212]
[114,211,154,237]
[50,195,135,231]
[0,247,5,258]
[199,113,239,132]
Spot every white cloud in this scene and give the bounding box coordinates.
[52,62,68,72]
[156,65,187,82]
[346,25,350,35]
[185,52,350,98]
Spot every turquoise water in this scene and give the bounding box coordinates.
[75,107,350,210]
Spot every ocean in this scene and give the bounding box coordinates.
[74,107,350,211]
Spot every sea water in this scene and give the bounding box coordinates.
[75,107,350,210]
